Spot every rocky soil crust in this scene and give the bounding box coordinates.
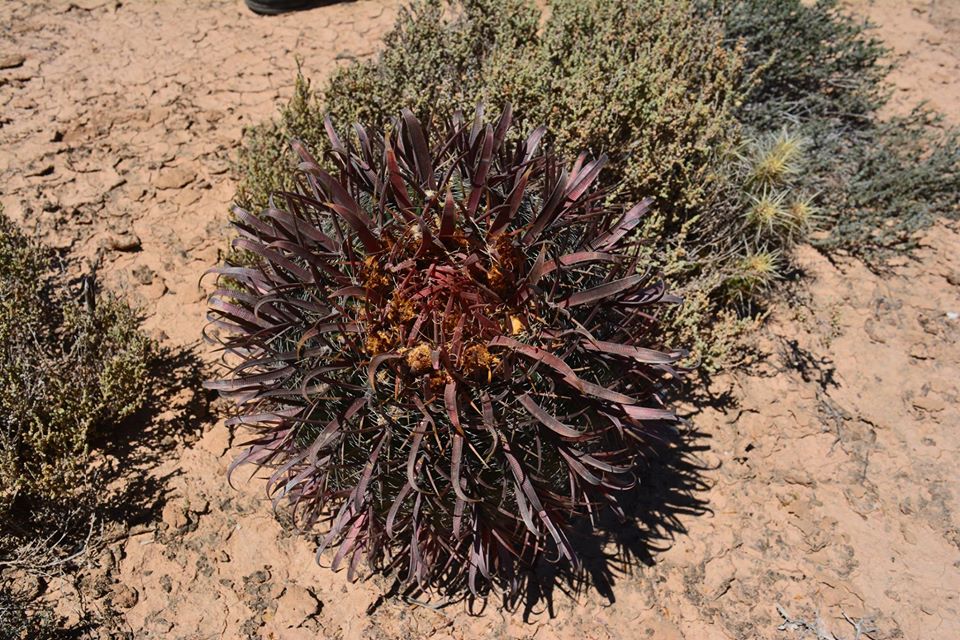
[1,1,958,638]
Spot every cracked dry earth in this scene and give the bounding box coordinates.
[1,1,959,639]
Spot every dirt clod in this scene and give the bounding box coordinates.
[274,585,319,628]
[107,232,141,252]
[110,584,139,609]
[161,501,188,530]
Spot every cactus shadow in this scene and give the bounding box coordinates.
[504,423,716,620]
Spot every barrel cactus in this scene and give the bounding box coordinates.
[207,106,686,595]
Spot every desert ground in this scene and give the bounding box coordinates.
[1,1,958,638]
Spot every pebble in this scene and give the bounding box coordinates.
[0,53,25,70]
[107,232,141,252]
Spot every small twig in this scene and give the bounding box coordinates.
[842,610,878,640]
[777,603,837,640]
[403,595,450,612]
[0,512,99,574]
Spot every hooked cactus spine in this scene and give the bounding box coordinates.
[207,106,686,595]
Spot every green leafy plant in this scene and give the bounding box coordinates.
[235,0,753,368]
[209,108,686,595]
[718,0,960,261]
[0,211,154,518]
[0,581,61,640]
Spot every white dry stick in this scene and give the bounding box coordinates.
[776,604,837,640]
[842,610,878,640]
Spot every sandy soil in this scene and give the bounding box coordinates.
[1,1,958,639]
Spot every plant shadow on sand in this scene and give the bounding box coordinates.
[95,342,213,533]
[498,335,842,620]
[511,376,735,620]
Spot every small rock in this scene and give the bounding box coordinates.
[78,567,111,598]
[153,166,194,190]
[206,158,230,175]
[274,585,319,628]
[189,498,210,515]
[25,163,54,177]
[107,232,141,252]
[0,54,25,70]
[161,501,188,530]
[198,422,231,458]
[909,342,932,360]
[143,612,174,634]
[781,469,815,487]
[109,584,139,609]
[69,0,109,10]
[249,569,271,584]
[141,278,168,300]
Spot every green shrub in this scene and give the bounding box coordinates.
[717,0,960,261]
[0,211,154,517]
[0,581,61,640]
[236,0,773,368]
[239,0,745,224]
[235,0,958,366]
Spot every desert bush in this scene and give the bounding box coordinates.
[717,0,960,261]
[236,0,959,367]
[238,0,747,225]
[0,581,61,640]
[236,0,780,367]
[0,211,155,523]
[210,108,686,594]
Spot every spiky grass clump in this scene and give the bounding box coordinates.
[208,108,686,595]
[745,189,790,239]
[722,0,960,262]
[725,249,781,302]
[724,128,811,302]
[787,195,819,237]
[743,129,805,191]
